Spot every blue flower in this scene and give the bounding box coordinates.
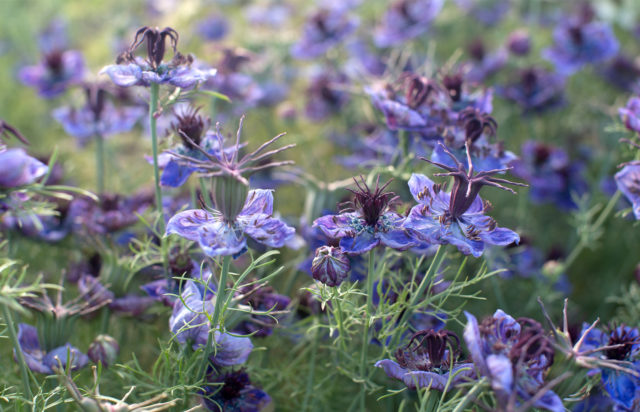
[374,0,444,48]
[465,40,508,83]
[619,97,640,135]
[454,0,510,26]
[291,7,358,59]
[498,67,566,114]
[313,177,416,255]
[101,27,215,89]
[166,189,295,257]
[542,19,619,75]
[404,144,524,257]
[200,370,271,412]
[375,329,475,390]
[463,310,563,412]
[232,283,291,338]
[15,323,88,375]
[615,164,640,220]
[19,49,86,98]
[0,148,48,188]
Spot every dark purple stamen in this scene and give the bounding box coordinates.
[171,106,208,149]
[459,108,497,143]
[396,329,461,371]
[85,85,107,122]
[442,73,464,103]
[468,39,486,62]
[44,51,64,75]
[509,318,555,371]
[605,325,639,360]
[117,26,190,69]
[343,176,397,227]
[403,73,437,109]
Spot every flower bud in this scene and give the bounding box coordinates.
[88,334,119,368]
[212,175,249,222]
[311,246,350,287]
[507,30,531,56]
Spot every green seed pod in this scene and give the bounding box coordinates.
[212,175,249,222]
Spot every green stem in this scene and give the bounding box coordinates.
[99,307,110,335]
[2,304,33,399]
[302,319,319,412]
[333,288,348,355]
[95,132,105,194]
[149,83,164,230]
[359,250,376,411]
[199,178,214,209]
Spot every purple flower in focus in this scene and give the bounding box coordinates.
[615,164,640,220]
[510,141,587,210]
[374,0,444,48]
[375,329,475,389]
[463,310,563,412]
[166,189,295,257]
[619,96,640,134]
[15,323,88,375]
[542,18,619,75]
[0,148,48,188]
[19,49,86,98]
[52,83,143,145]
[499,67,566,114]
[200,369,271,412]
[291,7,358,59]
[404,144,525,257]
[313,177,416,255]
[101,26,215,89]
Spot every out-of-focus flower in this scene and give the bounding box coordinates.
[465,40,507,83]
[291,7,358,59]
[245,3,291,27]
[404,145,524,257]
[311,245,351,287]
[313,176,416,255]
[19,49,86,98]
[499,67,566,113]
[233,282,291,338]
[464,310,563,412]
[510,141,587,210]
[507,30,531,56]
[0,148,48,188]
[52,83,143,146]
[599,55,640,91]
[615,164,640,220]
[196,14,229,41]
[101,26,215,89]
[619,96,640,134]
[305,70,350,122]
[87,334,119,368]
[199,369,271,412]
[454,0,511,26]
[374,0,444,48]
[542,18,618,75]
[376,329,475,389]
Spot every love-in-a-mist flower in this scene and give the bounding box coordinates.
[376,329,475,389]
[101,26,215,89]
[19,49,86,98]
[374,0,444,48]
[619,96,640,135]
[615,163,640,220]
[311,245,351,287]
[576,323,640,411]
[305,70,350,122]
[52,83,144,146]
[464,310,563,412]
[290,6,358,59]
[0,148,48,188]
[542,17,619,75]
[199,369,272,412]
[404,143,525,257]
[464,39,507,84]
[165,116,295,257]
[313,176,416,255]
[499,67,566,114]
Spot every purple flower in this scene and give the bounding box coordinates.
[87,334,119,368]
[464,311,563,412]
[233,283,291,338]
[196,14,230,41]
[375,329,475,389]
[599,55,640,91]
[52,84,143,145]
[15,323,88,375]
[305,70,350,122]
[200,370,271,412]
[19,49,86,98]
[374,0,444,48]
[291,7,358,59]
[510,141,587,210]
[542,19,619,75]
[166,189,295,257]
[311,245,351,287]
[615,164,640,220]
[101,26,215,89]
[313,177,416,255]
[498,67,566,114]
[0,148,48,188]
[465,40,508,84]
[404,145,524,257]
[454,0,510,26]
[77,275,155,318]
[507,30,531,56]
[577,324,640,411]
[619,97,640,134]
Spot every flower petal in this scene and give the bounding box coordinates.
[486,354,513,397]
[198,221,247,256]
[42,344,89,373]
[340,231,379,255]
[100,64,143,87]
[166,209,217,241]
[408,173,436,203]
[240,214,295,249]
[211,332,253,367]
[463,311,489,377]
[16,323,50,374]
[402,371,449,390]
[241,189,274,216]
[374,359,408,381]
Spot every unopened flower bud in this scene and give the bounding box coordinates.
[311,246,350,287]
[88,334,119,368]
[507,30,531,56]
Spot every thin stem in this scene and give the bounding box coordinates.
[302,319,319,412]
[95,132,105,194]
[359,249,376,411]
[332,288,348,355]
[2,304,33,399]
[149,83,164,230]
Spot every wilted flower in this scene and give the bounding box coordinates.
[499,67,566,114]
[0,148,48,188]
[464,310,563,412]
[52,83,143,145]
[375,329,475,389]
[313,176,416,255]
[311,246,351,287]
[404,144,525,257]
[87,334,119,368]
[101,26,215,89]
[19,49,86,98]
[542,18,618,75]
[290,7,358,59]
[374,0,444,48]
[199,369,272,412]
